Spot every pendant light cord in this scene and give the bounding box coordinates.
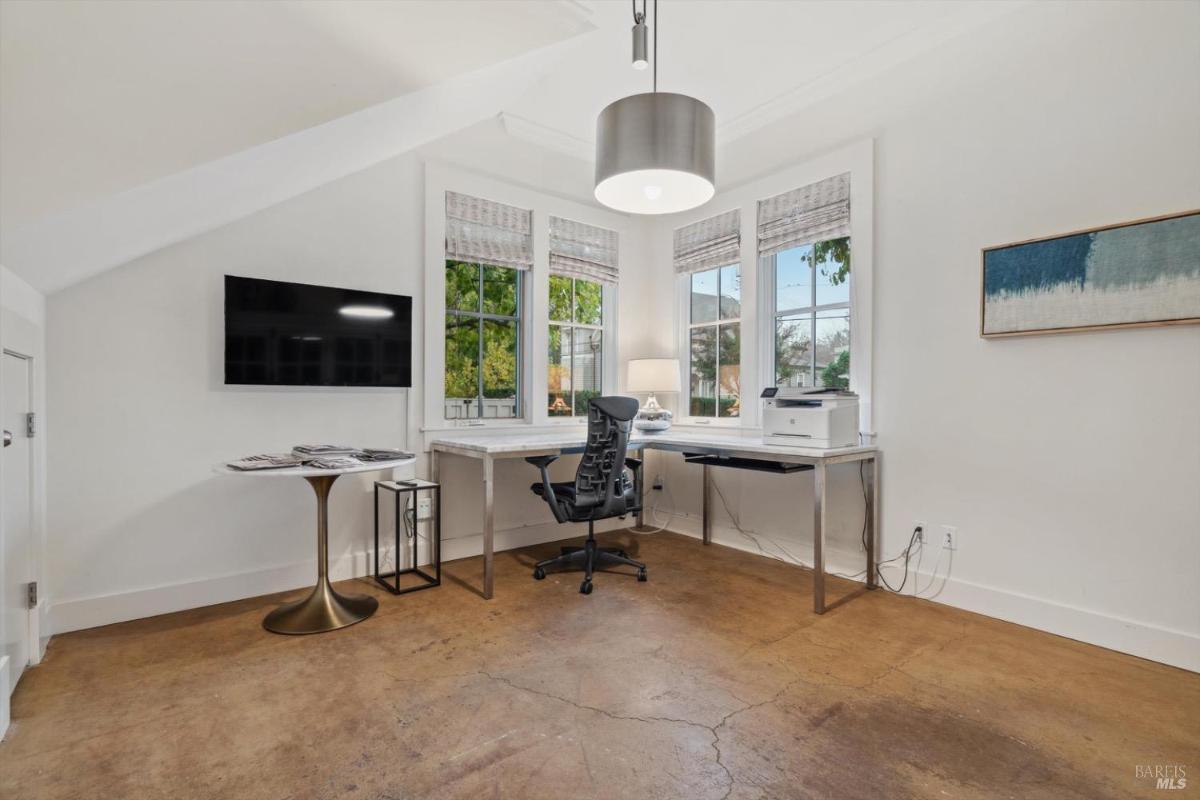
[631,0,658,92]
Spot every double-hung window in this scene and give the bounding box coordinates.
[548,276,603,416]
[687,266,741,417]
[443,191,532,421]
[675,209,742,419]
[759,174,852,390]
[547,215,618,418]
[772,238,850,388]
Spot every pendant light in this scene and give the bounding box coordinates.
[594,0,715,215]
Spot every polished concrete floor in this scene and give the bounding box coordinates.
[2,531,1197,799]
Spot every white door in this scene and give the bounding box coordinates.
[2,350,33,693]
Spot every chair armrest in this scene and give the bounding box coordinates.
[525,455,568,524]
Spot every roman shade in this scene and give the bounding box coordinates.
[445,191,533,270]
[756,173,850,258]
[673,209,741,274]
[549,216,619,285]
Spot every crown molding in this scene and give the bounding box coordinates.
[499,112,594,162]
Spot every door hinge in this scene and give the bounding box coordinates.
[27,581,38,609]
[26,412,35,438]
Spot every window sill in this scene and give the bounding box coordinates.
[675,418,745,429]
[422,420,531,433]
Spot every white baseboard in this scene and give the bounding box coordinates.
[668,514,1199,673]
[49,515,1198,673]
[49,518,621,635]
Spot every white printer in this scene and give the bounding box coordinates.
[761,387,860,449]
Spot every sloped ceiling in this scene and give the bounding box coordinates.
[0,0,1023,294]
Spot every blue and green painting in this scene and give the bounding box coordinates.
[982,212,1200,336]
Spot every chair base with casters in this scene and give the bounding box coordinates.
[532,519,647,594]
[526,396,648,595]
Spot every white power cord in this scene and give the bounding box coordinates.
[630,471,675,533]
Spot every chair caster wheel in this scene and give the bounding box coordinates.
[580,579,593,595]
[533,567,546,581]
[637,568,648,582]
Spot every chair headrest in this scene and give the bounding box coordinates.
[589,395,640,422]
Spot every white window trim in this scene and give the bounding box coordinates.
[423,161,628,440]
[546,277,615,422]
[670,139,875,435]
[761,245,852,390]
[676,264,745,427]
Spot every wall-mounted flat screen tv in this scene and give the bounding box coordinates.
[224,275,412,387]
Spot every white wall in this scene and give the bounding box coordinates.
[45,123,660,633]
[646,0,1200,670]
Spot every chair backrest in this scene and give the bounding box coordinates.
[573,396,639,516]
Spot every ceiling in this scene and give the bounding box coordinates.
[0,0,590,227]
[0,0,1021,292]
[505,0,1019,150]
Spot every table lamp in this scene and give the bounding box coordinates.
[627,358,681,432]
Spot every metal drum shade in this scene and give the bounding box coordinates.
[594,92,715,215]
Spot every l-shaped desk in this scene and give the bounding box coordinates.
[428,430,879,613]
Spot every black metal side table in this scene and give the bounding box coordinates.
[373,479,441,595]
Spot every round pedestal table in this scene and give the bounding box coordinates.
[214,457,416,634]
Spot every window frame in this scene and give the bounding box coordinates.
[765,237,851,390]
[424,162,626,439]
[444,260,525,421]
[670,139,874,435]
[547,274,609,420]
[683,264,742,422]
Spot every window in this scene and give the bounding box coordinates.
[547,276,603,417]
[688,264,741,417]
[772,236,850,389]
[444,260,522,419]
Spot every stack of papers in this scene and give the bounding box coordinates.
[358,448,415,462]
[292,444,358,458]
[306,456,364,470]
[227,454,306,471]
[229,446,414,472]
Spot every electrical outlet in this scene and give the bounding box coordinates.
[652,475,664,491]
[941,525,957,550]
[417,497,433,519]
[914,521,927,544]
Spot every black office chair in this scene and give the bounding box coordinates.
[526,395,647,595]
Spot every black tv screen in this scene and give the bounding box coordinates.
[224,275,412,387]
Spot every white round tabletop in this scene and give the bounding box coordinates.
[213,457,416,478]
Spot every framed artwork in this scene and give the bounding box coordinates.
[980,210,1200,338]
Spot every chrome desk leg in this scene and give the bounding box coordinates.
[866,455,879,590]
[635,451,646,529]
[482,454,495,599]
[702,463,712,545]
[813,461,828,614]
[262,475,379,634]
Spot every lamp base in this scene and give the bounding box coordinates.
[634,394,673,432]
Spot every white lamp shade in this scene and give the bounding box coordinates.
[627,358,681,393]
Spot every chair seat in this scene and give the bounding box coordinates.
[530,481,577,501]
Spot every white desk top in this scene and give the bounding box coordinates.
[213,457,415,478]
[429,429,876,460]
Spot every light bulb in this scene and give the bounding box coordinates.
[633,58,648,71]
[643,185,663,200]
